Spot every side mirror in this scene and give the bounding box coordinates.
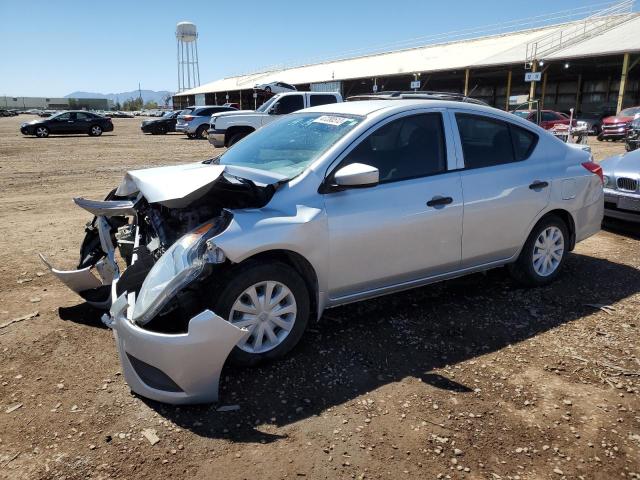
[333,163,379,188]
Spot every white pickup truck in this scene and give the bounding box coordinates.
[207,91,343,148]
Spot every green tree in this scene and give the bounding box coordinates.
[143,101,158,109]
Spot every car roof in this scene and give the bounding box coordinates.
[302,99,508,118]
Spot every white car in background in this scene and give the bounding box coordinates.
[254,81,297,94]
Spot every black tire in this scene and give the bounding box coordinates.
[228,132,248,146]
[186,132,196,139]
[508,215,569,287]
[89,124,103,136]
[207,261,310,367]
[195,124,208,139]
[597,134,604,142]
[35,126,49,138]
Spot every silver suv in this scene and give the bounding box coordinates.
[43,99,604,404]
[175,105,236,139]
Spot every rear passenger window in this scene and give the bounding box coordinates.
[455,114,514,169]
[510,125,537,160]
[309,94,338,107]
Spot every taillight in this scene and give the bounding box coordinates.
[582,161,603,184]
[183,115,194,122]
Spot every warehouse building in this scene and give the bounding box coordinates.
[1,96,112,111]
[174,3,640,116]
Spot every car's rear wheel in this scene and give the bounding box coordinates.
[35,126,49,138]
[207,261,310,367]
[509,215,568,287]
[89,125,103,136]
[195,124,208,139]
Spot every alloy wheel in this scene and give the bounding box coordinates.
[532,226,564,277]
[91,126,102,136]
[228,281,297,354]
[36,127,48,138]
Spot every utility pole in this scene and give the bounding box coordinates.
[138,82,143,107]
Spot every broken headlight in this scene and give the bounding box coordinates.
[132,222,225,326]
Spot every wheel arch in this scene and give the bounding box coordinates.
[531,208,577,251]
[234,249,320,321]
[224,126,255,146]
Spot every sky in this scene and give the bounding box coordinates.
[0,0,635,97]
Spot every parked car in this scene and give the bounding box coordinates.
[577,111,612,136]
[42,98,603,405]
[254,81,297,94]
[511,109,577,130]
[625,117,640,152]
[0,109,18,117]
[209,91,342,147]
[599,106,640,141]
[176,106,237,139]
[20,110,114,138]
[141,110,181,134]
[601,148,640,222]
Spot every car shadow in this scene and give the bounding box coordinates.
[139,252,640,444]
[58,303,109,329]
[602,218,640,240]
[25,134,116,139]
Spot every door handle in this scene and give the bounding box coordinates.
[529,180,549,190]
[426,196,453,207]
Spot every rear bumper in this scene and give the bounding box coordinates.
[604,190,640,223]
[110,294,248,405]
[175,124,193,134]
[208,128,226,147]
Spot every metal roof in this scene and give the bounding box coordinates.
[176,14,640,97]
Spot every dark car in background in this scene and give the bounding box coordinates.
[20,110,114,138]
[141,110,182,134]
[511,109,577,130]
[599,106,640,141]
[175,105,237,139]
[626,117,640,151]
[577,111,612,136]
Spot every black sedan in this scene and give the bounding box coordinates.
[140,110,180,134]
[20,110,114,138]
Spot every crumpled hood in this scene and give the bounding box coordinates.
[603,115,633,124]
[116,163,226,208]
[115,162,285,209]
[600,150,640,177]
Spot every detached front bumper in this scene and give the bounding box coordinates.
[110,293,248,404]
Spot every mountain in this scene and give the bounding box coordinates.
[65,90,173,105]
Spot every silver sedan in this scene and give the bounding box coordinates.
[601,148,640,222]
[42,99,604,404]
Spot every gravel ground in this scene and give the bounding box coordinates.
[0,115,639,480]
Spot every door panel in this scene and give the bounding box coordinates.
[453,112,550,267]
[323,111,463,300]
[325,174,463,299]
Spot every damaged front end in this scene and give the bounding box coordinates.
[41,162,277,404]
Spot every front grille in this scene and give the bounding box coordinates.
[617,177,638,192]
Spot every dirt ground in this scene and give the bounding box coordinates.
[0,115,639,480]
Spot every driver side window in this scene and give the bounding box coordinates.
[339,113,447,183]
[56,113,71,121]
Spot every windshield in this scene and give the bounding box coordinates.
[162,111,174,118]
[620,107,640,117]
[219,113,362,178]
[512,111,531,118]
[256,97,278,113]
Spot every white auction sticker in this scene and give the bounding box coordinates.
[312,115,350,126]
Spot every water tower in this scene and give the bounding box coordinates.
[176,22,200,92]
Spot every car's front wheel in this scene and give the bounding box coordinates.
[35,126,49,138]
[208,261,310,367]
[509,215,569,287]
